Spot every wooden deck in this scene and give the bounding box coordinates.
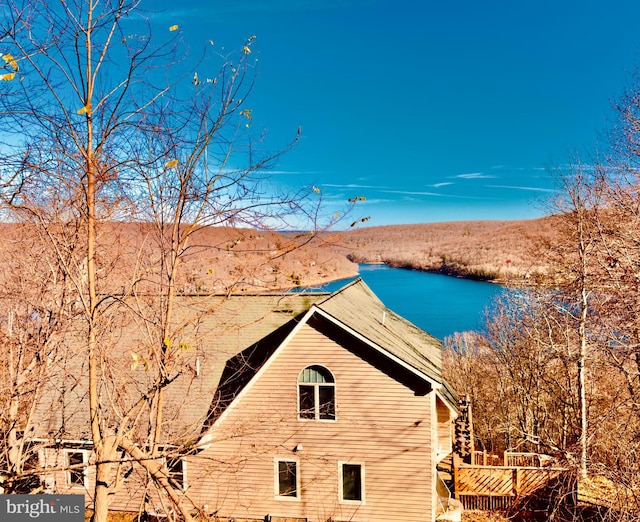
[453,453,576,512]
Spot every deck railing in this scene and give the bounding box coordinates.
[455,454,576,512]
[471,450,551,467]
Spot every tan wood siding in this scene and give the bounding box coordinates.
[39,448,95,503]
[40,447,175,515]
[189,323,435,522]
[436,396,453,459]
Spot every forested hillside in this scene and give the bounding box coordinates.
[330,217,557,283]
[0,218,555,293]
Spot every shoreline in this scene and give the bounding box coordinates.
[298,261,508,291]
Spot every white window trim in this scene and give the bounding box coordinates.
[297,383,337,422]
[166,456,188,491]
[64,449,89,489]
[274,458,300,501]
[338,460,365,505]
[297,365,337,422]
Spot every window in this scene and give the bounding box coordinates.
[65,450,88,488]
[275,459,299,499]
[298,365,335,420]
[339,462,364,503]
[166,456,186,490]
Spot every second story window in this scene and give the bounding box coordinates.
[298,365,335,421]
[339,462,364,503]
[65,450,88,489]
[166,456,186,491]
[275,459,299,499]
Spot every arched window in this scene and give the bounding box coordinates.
[298,365,335,420]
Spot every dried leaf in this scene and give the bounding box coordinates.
[0,72,15,81]
[77,105,90,114]
[165,159,179,168]
[243,46,252,54]
[169,24,179,31]
[2,53,18,70]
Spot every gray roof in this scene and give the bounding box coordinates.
[206,278,456,428]
[33,279,455,442]
[33,292,325,442]
[314,278,443,384]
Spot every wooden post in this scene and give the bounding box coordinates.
[467,394,475,456]
[512,468,520,497]
[453,453,461,499]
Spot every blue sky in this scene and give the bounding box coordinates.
[146,0,640,226]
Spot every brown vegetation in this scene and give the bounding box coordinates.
[329,217,558,284]
[2,218,556,294]
[441,159,640,520]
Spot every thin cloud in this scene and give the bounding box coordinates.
[384,189,496,200]
[431,182,454,188]
[386,190,443,197]
[491,165,549,172]
[454,172,497,180]
[321,183,392,190]
[487,184,556,193]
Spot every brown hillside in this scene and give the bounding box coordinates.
[328,217,558,284]
[0,223,358,293]
[0,218,555,291]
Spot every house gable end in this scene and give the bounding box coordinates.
[199,279,456,441]
[200,313,307,433]
[202,300,439,440]
[306,312,433,396]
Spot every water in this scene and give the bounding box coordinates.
[315,264,504,340]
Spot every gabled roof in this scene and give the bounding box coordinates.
[314,278,443,384]
[205,278,456,429]
[33,292,327,442]
[34,278,455,443]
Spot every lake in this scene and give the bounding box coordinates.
[315,264,504,340]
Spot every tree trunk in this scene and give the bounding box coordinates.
[578,286,588,480]
[119,438,196,522]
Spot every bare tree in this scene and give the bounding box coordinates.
[444,289,585,458]
[0,1,355,521]
[0,222,80,493]
[544,162,603,479]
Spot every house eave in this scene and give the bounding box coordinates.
[310,306,442,391]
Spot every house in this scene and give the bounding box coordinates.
[34,278,457,522]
